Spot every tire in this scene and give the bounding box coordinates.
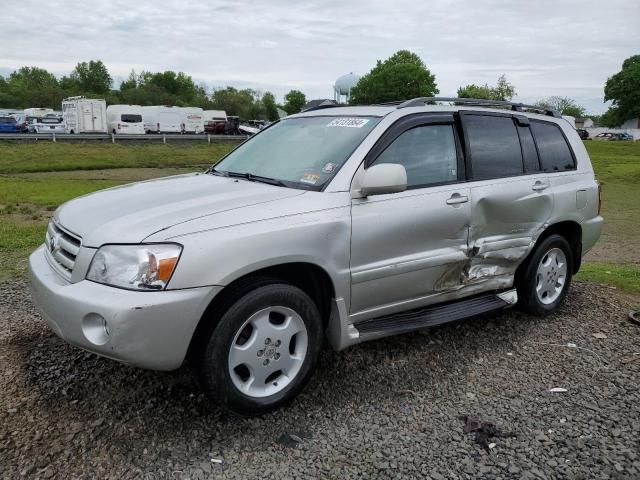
[516,234,573,316]
[197,283,322,415]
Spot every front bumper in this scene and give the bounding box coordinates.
[29,245,221,370]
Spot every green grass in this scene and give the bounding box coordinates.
[576,262,640,294]
[0,142,234,174]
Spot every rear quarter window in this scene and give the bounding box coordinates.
[530,121,576,172]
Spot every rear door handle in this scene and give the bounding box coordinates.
[532,181,549,192]
[446,193,469,205]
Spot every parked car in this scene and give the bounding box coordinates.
[576,128,589,140]
[29,98,603,415]
[141,106,181,134]
[0,116,20,133]
[594,132,616,141]
[180,107,205,134]
[614,132,634,141]
[13,114,36,132]
[29,116,66,134]
[107,105,145,135]
[204,120,226,135]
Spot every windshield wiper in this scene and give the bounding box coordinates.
[221,170,288,187]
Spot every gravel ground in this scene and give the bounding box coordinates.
[1,280,639,479]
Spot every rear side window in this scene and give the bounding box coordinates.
[530,121,575,171]
[464,115,523,180]
[372,124,458,187]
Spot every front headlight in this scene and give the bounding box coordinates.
[86,244,182,291]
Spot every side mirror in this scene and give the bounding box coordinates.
[359,163,407,197]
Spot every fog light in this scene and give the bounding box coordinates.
[82,313,110,346]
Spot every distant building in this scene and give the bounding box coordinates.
[575,117,595,128]
[621,118,640,129]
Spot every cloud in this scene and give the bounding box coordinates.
[1,0,638,113]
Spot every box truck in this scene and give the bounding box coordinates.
[180,107,205,134]
[106,105,145,135]
[62,97,107,134]
[24,108,53,118]
[141,106,181,134]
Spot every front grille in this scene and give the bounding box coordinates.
[46,221,82,279]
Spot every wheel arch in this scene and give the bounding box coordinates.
[519,220,583,279]
[187,262,336,360]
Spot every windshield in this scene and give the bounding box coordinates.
[213,116,380,190]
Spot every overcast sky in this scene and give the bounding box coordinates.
[2,0,638,113]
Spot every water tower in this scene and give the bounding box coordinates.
[334,72,360,103]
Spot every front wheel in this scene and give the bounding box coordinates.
[197,283,322,415]
[517,234,573,316]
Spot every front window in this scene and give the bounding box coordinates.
[212,116,381,190]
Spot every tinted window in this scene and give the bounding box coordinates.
[530,121,575,171]
[121,114,142,123]
[517,125,540,173]
[464,115,523,179]
[0,117,16,124]
[373,124,458,187]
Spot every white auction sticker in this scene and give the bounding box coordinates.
[327,118,370,128]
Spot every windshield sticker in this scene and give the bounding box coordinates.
[327,118,370,128]
[322,162,338,174]
[300,173,320,185]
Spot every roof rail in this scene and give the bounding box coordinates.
[395,97,561,118]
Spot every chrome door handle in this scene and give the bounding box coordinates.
[446,194,469,205]
[532,182,548,192]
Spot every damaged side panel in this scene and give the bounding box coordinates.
[464,176,553,286]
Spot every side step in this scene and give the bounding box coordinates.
[353,290,517,340]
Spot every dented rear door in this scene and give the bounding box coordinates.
[460,112,552,286]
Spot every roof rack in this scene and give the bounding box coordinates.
[394,97,561,117]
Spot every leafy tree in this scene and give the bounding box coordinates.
[68,60,112,94]
[603,54,640,126]
[262,92,279,121]
[535,96,585,117]
[211,87,266,119]
[349,50,438,105]
[283,89,306,114]
[4,67,64,108]
[457,75,515,101]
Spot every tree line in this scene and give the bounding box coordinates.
[0,60,307,121]
[1,53,637,127]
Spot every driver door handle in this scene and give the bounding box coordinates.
[532,181,549,192]
[446,193,469,205]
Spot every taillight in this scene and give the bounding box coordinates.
[117,123,121,130]
[157,122,160,131]
[597,182,602,215]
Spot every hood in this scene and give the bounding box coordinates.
[56,173,304,247]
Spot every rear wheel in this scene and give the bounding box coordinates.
[197,283,322,415]
[517,234,573,315]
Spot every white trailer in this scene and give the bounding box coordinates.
[141,106,181,134]
[203,110,227,122]
[62,97,107,134]
[106,105,145,135]
[180,107,205,134]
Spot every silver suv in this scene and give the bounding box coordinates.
[30,98,603,414]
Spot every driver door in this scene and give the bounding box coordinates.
[350,114,471,317]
